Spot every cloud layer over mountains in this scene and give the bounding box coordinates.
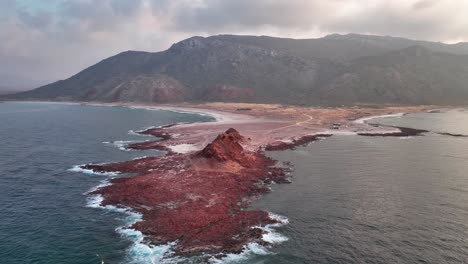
[2,0,468,87]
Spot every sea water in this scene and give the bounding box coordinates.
[250,108,468,263]
[2,102,468,263]
[0,102,213,264]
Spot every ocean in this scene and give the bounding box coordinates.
[251,108,468,263]
[2,102,468,263]
[0,102,213,264]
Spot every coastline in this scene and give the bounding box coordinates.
[353,112,406,124]
[8,100,255,124]
[7,100,439,262]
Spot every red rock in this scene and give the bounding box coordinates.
[84,128,287,257]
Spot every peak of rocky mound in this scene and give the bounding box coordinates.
[197,128,247,162]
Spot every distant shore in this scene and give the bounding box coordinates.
[6,100,437,150]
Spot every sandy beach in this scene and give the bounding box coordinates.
[106,102,434,153]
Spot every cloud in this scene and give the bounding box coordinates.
[162,0,468,41]
[0,0,467,87]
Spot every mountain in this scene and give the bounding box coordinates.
[5,34,468,105]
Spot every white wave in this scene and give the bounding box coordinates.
[267,212,289,226]
[209,212,289,264]
[168,143,200,154]
[102,140,138,151]
[68,165,119,176]
[209,242,270,264]
[262,231,288,244]
[128,130,153,137]
[133,125,170,134]
[82,161,288,264]
[86,186,180,263]
[87,194,104,208]
[113,209,180,264]
[259,213,289,244]
[354,112,405,124]
[84,180,112,195]
[122,232,178,264]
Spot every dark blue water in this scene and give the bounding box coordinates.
[3,103,468,264]
[0,102,213,264]
[250,109,468,263]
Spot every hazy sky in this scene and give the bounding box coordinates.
[2,0,468,88]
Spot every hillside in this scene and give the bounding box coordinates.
[5,34,468,105]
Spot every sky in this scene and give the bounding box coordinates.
[1,0,468,89]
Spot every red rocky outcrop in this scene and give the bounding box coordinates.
[84,128,288,258]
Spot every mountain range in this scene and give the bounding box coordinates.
[5,33,468,105]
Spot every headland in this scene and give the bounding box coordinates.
[75,102,433,260]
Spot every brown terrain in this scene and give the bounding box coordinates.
[117,102,432,152]
[79,102,434,260]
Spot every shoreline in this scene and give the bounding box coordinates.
[353,112,406,124]
[5,100,256,125]
[84,127,291,260]
[8,100,440,261]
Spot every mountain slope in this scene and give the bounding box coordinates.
[5,34,468,105]
[320,46,468,105]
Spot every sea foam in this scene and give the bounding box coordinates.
[102,140,140,151]
[128,130,153,137]
[79,167,178,264]
[68,165,119,176]
[86,190,179,263]
[116,213,178,264]
[209,212,289,264]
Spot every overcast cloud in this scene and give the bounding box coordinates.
[1,0,468,88]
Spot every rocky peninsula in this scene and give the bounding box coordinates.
[79,102,432,260]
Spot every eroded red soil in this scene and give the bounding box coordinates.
[84,128,288,256]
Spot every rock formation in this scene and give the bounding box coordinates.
[83,128,288,257]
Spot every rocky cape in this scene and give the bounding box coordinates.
[76,103,460,260]
[5,34,468,106]
[84,128,293,258]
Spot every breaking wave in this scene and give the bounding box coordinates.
[84,181,180,264]
[102,140,140,151]
[68,165,119,176]
[209,212,289,264]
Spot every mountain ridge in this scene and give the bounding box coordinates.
[5,33,468,106]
